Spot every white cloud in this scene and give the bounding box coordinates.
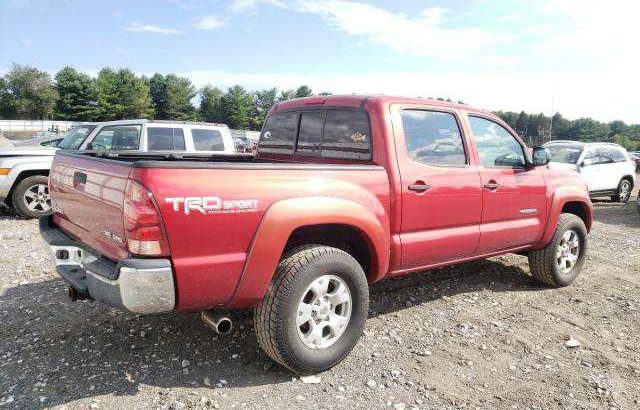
[194,14,224,30]
[124,22,181,35]
[534,0,640,64]
[178,68,640,123]
[228,0,287,14]
[295,0,515,62]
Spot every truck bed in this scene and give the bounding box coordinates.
[49,150,390,310]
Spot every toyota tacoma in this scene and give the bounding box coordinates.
[40,95,593,374]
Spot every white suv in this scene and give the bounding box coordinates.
[0,120,235,218]
[544,141,636,202]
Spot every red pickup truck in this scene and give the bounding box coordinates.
[40,95,592,374]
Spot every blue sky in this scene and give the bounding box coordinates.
[2,0,639,122]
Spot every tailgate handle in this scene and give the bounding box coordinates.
[73,171,87,187]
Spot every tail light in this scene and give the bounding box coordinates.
[123,180,170,256]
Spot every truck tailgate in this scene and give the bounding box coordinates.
[49,152,131,261]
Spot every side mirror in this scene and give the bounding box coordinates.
[532,146,550,166]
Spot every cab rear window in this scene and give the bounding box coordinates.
[259,109,372,161]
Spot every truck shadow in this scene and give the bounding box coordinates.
[369,256,538,317]
[0,257,537,409]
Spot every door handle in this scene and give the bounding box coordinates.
[408,183,431,192]
[483,180,500,190]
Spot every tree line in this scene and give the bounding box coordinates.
[494,111,640,151]
[1,64,640,150]
[0,64,318,131]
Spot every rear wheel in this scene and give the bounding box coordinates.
[528,213,587,287]
[11,175,51,219]
[254,245,369,374]
[611,179,632,203]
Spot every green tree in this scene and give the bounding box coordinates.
[221,85,253,129]
[294,85,313,98]
[0,77,14,119]
[569,118,611,142]
[150,73,196,120]
[277,89,296,102]
[515,111,528,138]
[149,74,169,119]
[250,88,277,130]
[613,134,639,151]
[54,66,99,121]
[551,112,571,139]
[199,85,225,123]
[2,64,58,119]
[96,68,153,120]
[495,111,518,130]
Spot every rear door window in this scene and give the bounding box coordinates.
[401,110,466,166]
[321,110,371,160]
[192,129,225,151]
[147,127,185,151]
[610,148,627,162]
[91,125,141,151]
[260,112,299,155]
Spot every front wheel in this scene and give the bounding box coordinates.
[11,175,51,219]
[528,213,588,287]
[254,245,369,374]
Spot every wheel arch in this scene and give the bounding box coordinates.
[227,196,390,309]
[621,174,635,188]
[6,169,50,207]
[534,187,593,250]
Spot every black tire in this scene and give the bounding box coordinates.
[11,175,51,219]
[528,213,588,287]
[254,245,369,374]
[611,178,632,203]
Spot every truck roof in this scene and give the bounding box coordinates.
[93,119,229,128]
[271,94,493,116]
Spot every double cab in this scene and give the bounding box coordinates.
[40,95,593,373]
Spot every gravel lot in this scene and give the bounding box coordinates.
[1,189,639,410]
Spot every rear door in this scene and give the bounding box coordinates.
[580,148,614,191]
[392,106,482,269]
[466,115,547,254]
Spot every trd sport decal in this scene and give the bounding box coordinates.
[165,196,259,215]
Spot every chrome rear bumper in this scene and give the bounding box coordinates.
[39,216,176,314]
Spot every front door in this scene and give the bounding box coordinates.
[466,115,548,254]
[393,107,482,270]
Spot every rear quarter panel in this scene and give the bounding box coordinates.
[131,165,390,311]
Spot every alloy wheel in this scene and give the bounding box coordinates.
[296,274,352,349]
[23,183,51,213]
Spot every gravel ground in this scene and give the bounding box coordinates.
[1,190,639,410]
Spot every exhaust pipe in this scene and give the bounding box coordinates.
[201,310,233,335]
